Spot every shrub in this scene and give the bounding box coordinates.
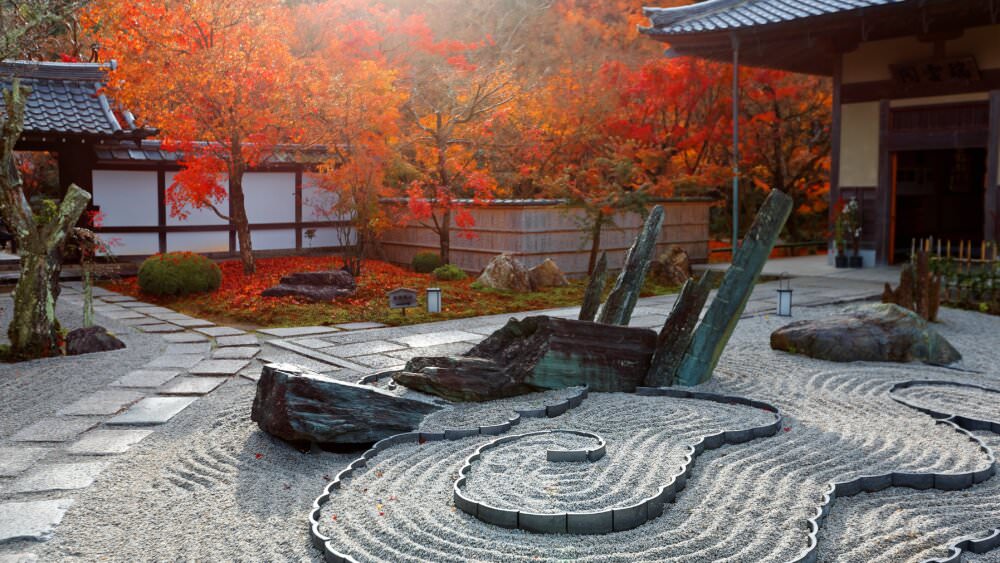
[138,252,222,296]
[412,252,443,273]
[433,264,467,281]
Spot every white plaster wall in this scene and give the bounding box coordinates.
[167,232,229,253]
[301,175,346,221]
[100,233,159,256]
[839,102,881,187]
[91,170,158,227]
[243,172,295,223]
[164,171,228,226]
[242,229,296,251]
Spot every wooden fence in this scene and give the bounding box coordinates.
[913,237,1000,310]
[379,199,715,278]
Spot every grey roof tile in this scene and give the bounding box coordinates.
[643,0,908,35]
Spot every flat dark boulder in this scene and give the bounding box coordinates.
[770,303,961,365]
[394,316,657,401]
[66,326,125,356]
[261,270,356,302]
[251,363,440,445]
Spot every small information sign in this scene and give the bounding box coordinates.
[388,287,418,312]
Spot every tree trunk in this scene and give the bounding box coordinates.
[440,208,451,264]
[587,213,604,275]
[9,250,62,358]
[229,170,255,275]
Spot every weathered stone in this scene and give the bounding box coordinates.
[882,250,941,322]
[597,206,666,326]
[261,270,356,302]
[394,316,657,401]
[770,303,961,365]
[65,326,125,356]
[578,251,608,322]
[644,271,719,387]
[251,363,440,444]
[676,190,794,386]
[476,254,533,292]
[529,259,569,288]
[0,499,74,543]
[650,245,693,286]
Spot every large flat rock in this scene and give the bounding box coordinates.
[251,363,440,444]
[0,499,73,543]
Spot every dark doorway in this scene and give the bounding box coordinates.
[892,148,986,262]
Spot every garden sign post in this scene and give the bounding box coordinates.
[388,288,418,317]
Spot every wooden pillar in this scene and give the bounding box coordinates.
[987,90,1000,242]
[295,168,303,250]
[875,99,892,265]
[157,169,167,253]
[829,59,843,253]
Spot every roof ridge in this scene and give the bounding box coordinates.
[643,0,747,28]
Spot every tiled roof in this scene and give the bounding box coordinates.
[0,60,123,136]
[94,140,328,166]
[642,0,908,35]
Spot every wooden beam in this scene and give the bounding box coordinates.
[876,99,892,265]
[830,56,843,252]
[157,169,166,253]
[842,69,1000,104]
[987,90,1000,242]
[295,168,303,250]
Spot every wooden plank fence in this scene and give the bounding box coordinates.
[912,237,999,311]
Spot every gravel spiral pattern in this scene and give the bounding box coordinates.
[311,306,1000,562]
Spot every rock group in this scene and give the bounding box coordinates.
[261,270,356,302]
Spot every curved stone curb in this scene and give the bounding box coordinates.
[789,381,1000,563]
[308,385,590,563]
[889,380,1000,434]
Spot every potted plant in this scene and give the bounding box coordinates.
[843,198,863,268]
[832,199,847,268]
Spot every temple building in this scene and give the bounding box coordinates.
[642,0,1000,265]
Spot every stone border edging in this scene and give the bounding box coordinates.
[308,385,590,563]
[790,380,1000,563]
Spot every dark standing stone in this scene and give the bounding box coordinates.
[65,326,125,356]
[644,271,719,387]
[597,205,665,326]
[675,190,793,386]
[770,303,961,365]
[393,316,657,401]
[579,252,608,322]
[261,270,356,302]
[251,363,440,444]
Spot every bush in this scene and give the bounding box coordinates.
[412,252,443,273]
[138,252,222,296]
[433,264,467,281]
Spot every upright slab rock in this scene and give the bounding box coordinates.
[644,271,719,387]
[579,251,608,322]
[252,363,440,444]
[597,206,665,326]
[675,190,793,386]
[770,303,961,365]
[394,316,657,401]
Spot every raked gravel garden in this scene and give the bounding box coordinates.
[4,286,1000,562]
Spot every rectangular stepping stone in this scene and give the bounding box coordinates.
[214,334,259,347]
[211,346,259,360]
[165,343,212,355]
[167,318,214,328]
[335,321,387,331]
[162,332,209,343]
[101,295,136,303]
[195,326,245,337]
[321,340,406,358]
[2,461,110,494]
[119,301,154,308]
[0,553,39,562]
[66,429,154,455]
[56,390,144,416]
[189,359,251,376]
[387,341,475,361]
[393,330,482,348]
[134,306,174,315]
[0,499,74,543]
[10,418,99,443]
[100,311,145,320]
[352,354,407,370]
[292,338,335,349]
[145,354,204,369]
[110,369,179,388]
[107,397,197,426]
[137,323,184,334]
[119,316,161,326]
[160,376,227,395]
[0,447,50,477]
[257,326,339,338]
